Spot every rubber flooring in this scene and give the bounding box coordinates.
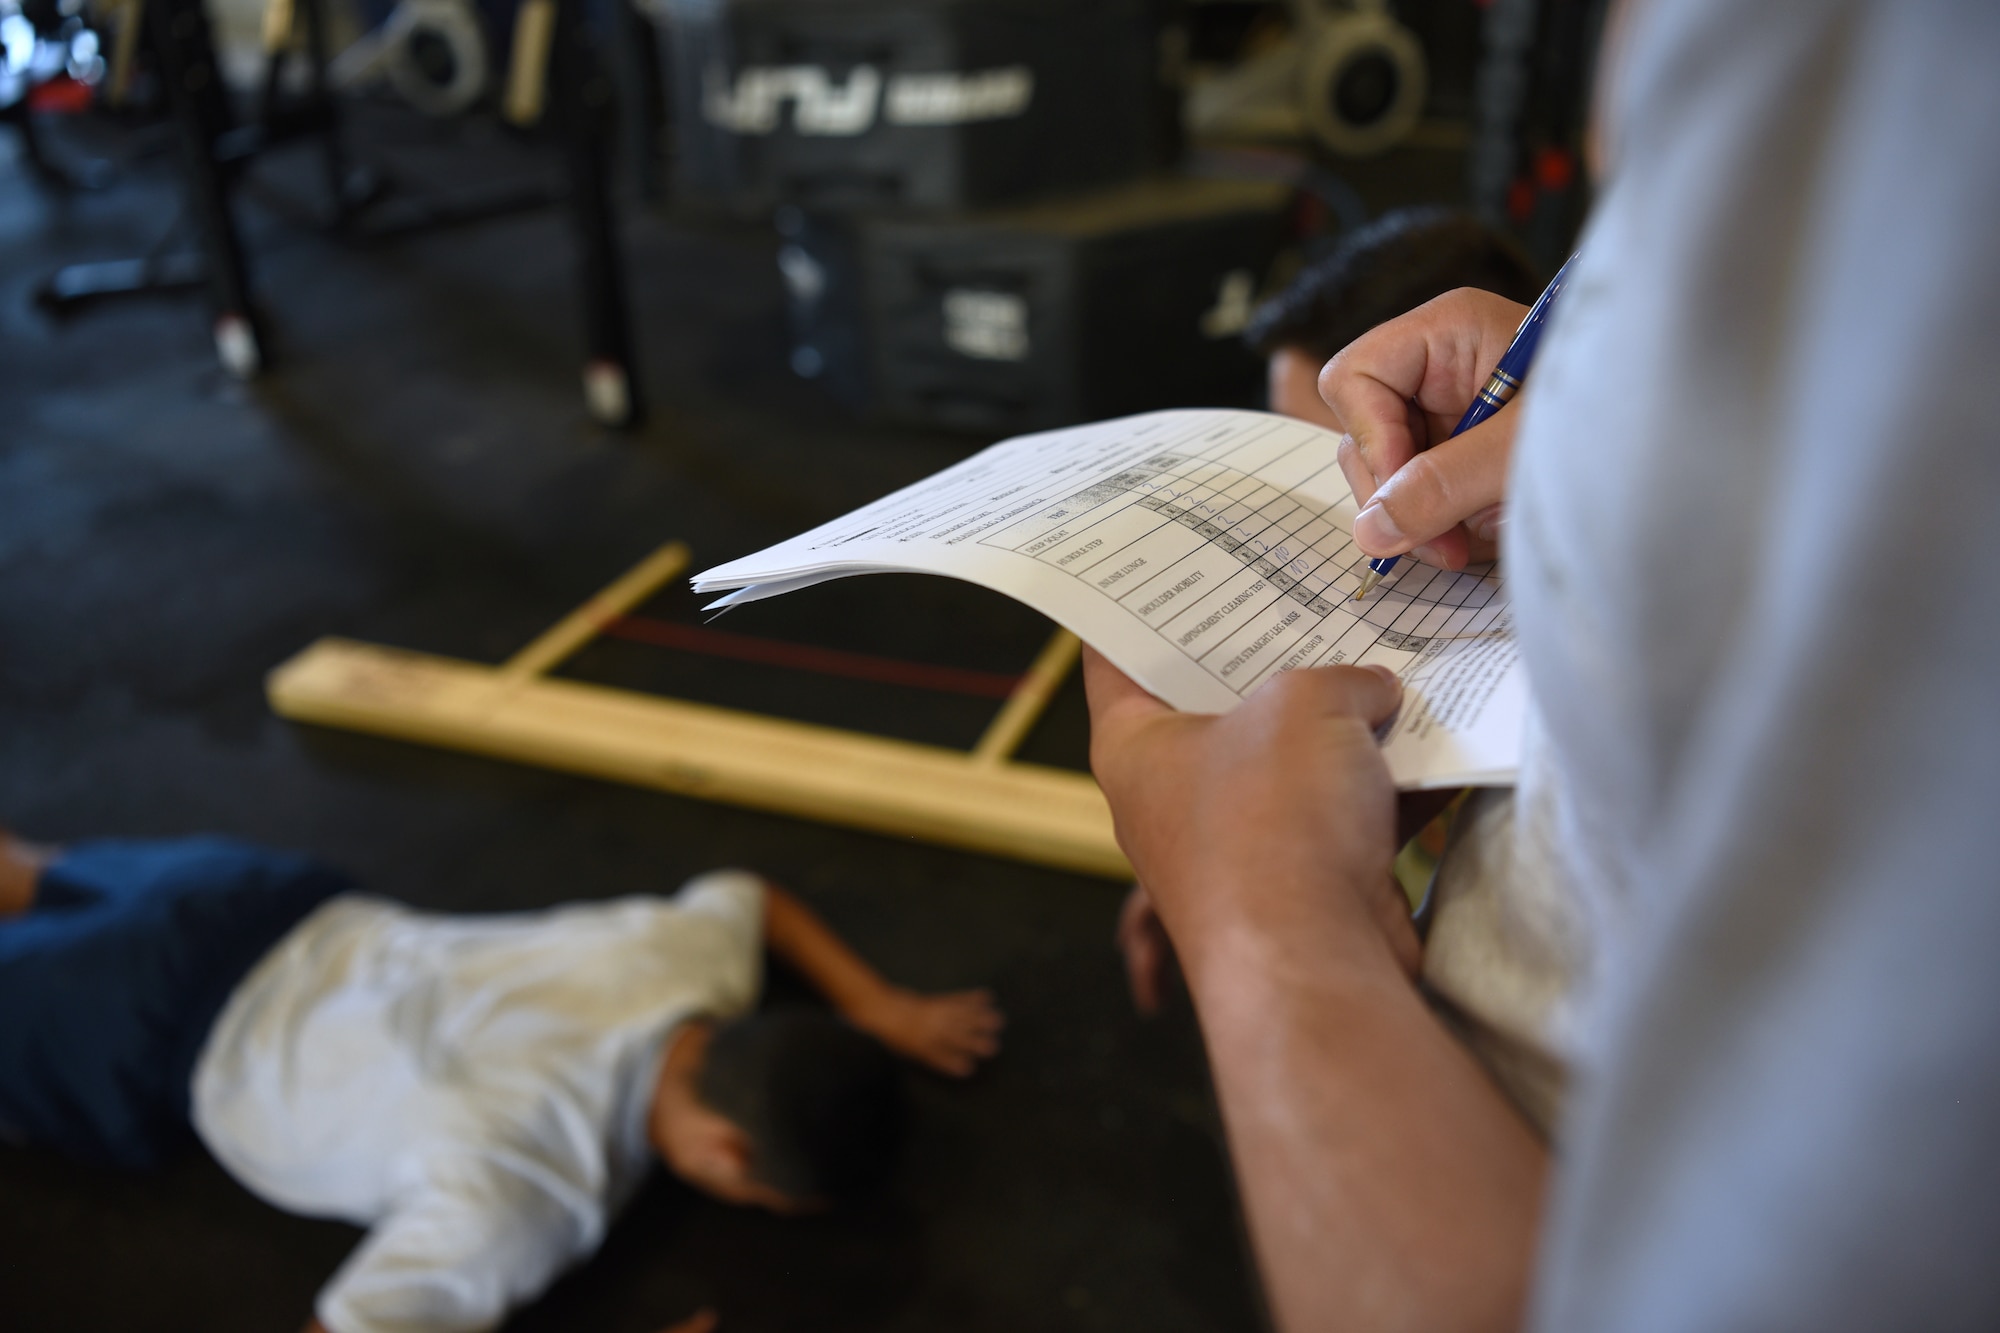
[0,103,1264,1332]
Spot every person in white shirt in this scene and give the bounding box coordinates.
[1083,3,2000,1331]
[0,829,1002,1333]
[1118,209,1571,1133]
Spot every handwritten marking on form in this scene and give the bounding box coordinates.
[695,409,1525,788]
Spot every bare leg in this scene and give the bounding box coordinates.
[0,831,60,918]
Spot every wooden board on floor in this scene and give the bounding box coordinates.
[264,542,1127,878]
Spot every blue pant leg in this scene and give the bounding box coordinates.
[0,837,350,1168]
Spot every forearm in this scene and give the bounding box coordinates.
[1079,650,1536,1327]
[761,884,895,1019]
[1175,878,1547,1333]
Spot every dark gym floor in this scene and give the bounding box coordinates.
[0,106,1277,1333]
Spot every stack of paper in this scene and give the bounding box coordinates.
[695,409,1523,788]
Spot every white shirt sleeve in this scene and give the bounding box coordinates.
[670,869,766,947]
[315,1150,599,1333]
[1514,5,2000,1331]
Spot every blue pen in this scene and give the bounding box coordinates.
[1352,251,1579,601]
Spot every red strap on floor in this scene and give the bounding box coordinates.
[601,616,1025,699]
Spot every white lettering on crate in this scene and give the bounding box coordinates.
[942,289,1030,362]
[703,64,1035,136]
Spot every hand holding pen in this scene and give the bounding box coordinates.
[1321,254,1577,600]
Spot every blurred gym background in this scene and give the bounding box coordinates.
[0,2,1601,1329]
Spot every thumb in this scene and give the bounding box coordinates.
[1081,643,1170,741]
[1349,410,1515,561]
[1261,662,1404,727]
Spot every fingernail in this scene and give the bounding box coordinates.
[1353,502,1405,552]
[1364,664,1401,689]
[1468,509,1503,544]
[1411,543,1442,567]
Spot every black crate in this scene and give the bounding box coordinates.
[662,0,1165,213]
[781,177,1291,434]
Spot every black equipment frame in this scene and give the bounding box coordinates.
[34,0,643,426]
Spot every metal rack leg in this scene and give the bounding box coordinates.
[549,0,642,428]
[294,0,354,227]
[146,0,266,376]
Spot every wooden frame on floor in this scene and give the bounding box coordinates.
[266,541,1130,879]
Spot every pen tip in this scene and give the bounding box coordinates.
[1353,571,1380,601]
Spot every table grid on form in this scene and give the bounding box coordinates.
[977,414,1505,698]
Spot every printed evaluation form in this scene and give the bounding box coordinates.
[695,409,1526,788]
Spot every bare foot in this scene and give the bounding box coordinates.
[0,831,59,917]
